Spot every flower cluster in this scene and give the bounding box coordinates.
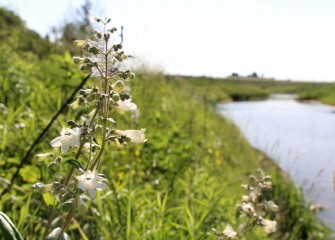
[32,17,147,239]
[212,169,278,239]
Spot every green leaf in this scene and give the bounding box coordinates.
[19,165,41,182]
[0,211,23,240]
[46,227,70,240]
[61,198,74,212]
[119,93,130,101]
[42,192,57,206]
[64,159,85,171]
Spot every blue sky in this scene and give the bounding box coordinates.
[2,0,335,81]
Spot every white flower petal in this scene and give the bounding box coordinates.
[96,182,106,191]
[61,145,70,154]
[76,169,107,199]
[88,189,96,198]
[262,219,277,233]
[50,127,82,154]
[50,137,62,147]
[115,129,147,143]
[223,224,237,239]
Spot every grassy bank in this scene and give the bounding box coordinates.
[181,76,335,105]
[0,49,331,238]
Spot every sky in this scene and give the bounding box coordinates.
[2,0,335,82]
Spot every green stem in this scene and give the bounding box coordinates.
[64,143,84,186]
[57,200,75,240]
[42,206,58,240]
[90,26,110,171]
[43,143,84,239]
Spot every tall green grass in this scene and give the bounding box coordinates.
[0,49,331,238]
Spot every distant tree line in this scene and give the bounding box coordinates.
[231,72,259,78]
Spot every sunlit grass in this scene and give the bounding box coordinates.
[0,49,332,239]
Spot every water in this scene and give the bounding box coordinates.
[218,94,335,230]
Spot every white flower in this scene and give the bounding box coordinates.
[76,169,107,198]
[115,129,147,143]
[261,219,277,233]
[267,201,279,212]
[112,80,125,93]
[222,224,237,239]
[115,99,137,114]
[241,202,254,213]
[82,142,100,153]
[50,127,81,154]
[242,195,250,202]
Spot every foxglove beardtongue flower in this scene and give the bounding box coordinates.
[50,127,81,154]
[115,99,137,114]
[222,224,237,239]
[115,129,147,143]
[76,169,107,198]
[261,219,277,233]
[241,202,254,213]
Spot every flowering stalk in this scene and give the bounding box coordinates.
[212,169,278,239]
[31,16,147,239]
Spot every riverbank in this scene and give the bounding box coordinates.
[219,95,335,235]
[0,67,331,238]
[132,74,332,239]
[179,75,335,106]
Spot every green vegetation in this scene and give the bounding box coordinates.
[0,7,333,239]
[182,76,335,105]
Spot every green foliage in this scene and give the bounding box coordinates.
[0,8,331,240]
[183,76,335,106]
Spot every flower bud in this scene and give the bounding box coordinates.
[109,27,117,33]
[73,57,86,64]
[39,183,54,194]
[95,30,102,39]
[267,201,279,212]
[112,93,120,102]
[94,17,101,22]
[112,80,125,93]
[129,73,135,80]
[88,46,99,55]
[35,153,54,161]
[104,33,110,41]
[74,40,87,48]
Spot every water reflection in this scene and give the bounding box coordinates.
[218,94,335,230]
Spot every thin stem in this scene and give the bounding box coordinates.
[85,137,93,171]
[42,206,58,240]
[57,200,75,240]
[89,25,111,171]
[237,218,258,236]
[43,142,84,239]
[64,142,84,186]
[94,65,105,78]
